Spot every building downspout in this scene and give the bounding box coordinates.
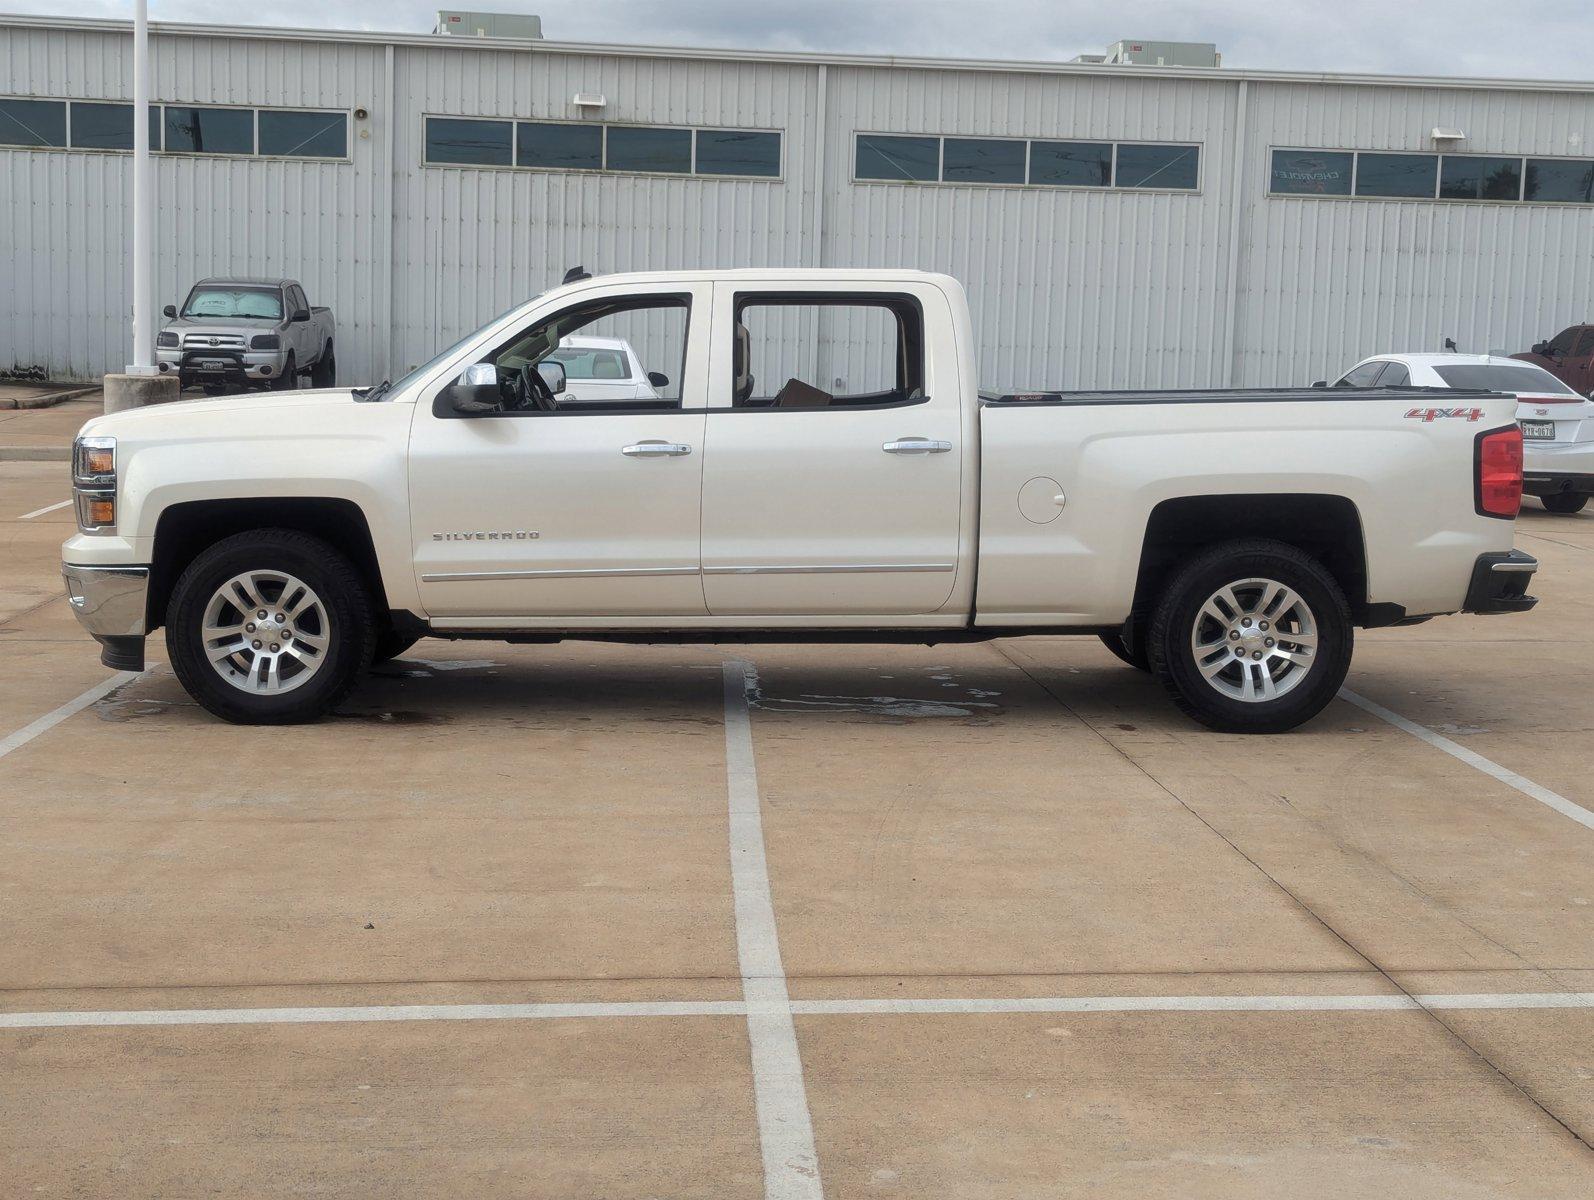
[809,63,828,269]
[1220,77,1250,387]
[381,41,397,380]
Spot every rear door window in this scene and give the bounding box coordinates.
[1377,362,1410,386]
[730,295,924,409]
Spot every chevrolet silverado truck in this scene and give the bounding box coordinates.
[156,278,335,393]
[63,269,1537,733]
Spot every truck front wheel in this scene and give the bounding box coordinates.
[311,342,336,388]
[1147,539,1352,734]
[165,529,374,724]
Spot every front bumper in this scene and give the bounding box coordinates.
[61,563,150,670]
[156,348,284,385]
[1461,550,1539,615]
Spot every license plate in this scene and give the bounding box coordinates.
[197,359,228,371]
[1520,419,1555,440]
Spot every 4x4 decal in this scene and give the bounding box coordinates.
[1405,406,1486,422]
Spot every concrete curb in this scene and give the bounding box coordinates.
[0,386,99,411]
[0,446,72,462]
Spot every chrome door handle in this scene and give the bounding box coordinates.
[622,440,693,458]
[882,437,953,454]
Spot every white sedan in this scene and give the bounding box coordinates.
[544,335,668,405]
[1324,353,1594,514]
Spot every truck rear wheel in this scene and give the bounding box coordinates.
[1541,493,1588,514]
[165,529,374,724]
[1147,539,1352,734]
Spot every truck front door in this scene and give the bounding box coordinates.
[408,284,711,619]
[698,283,965,617]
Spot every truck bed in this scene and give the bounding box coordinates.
[979,386,1500,406]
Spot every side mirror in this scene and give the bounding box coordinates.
[292,308,311,323]
[448,362,501,415]
[1530,341,1548,355]
[647,370,669,388]
[1310,380,1328,388]
[163,304,177,318]
[536,360,567,396]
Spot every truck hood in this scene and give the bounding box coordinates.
[163,316,283,336]
[78,389,364,439]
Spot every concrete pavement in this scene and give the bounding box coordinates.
[1,441,1591,1197]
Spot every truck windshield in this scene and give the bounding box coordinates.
[1432,363,1576,395]
[182,287,283,320]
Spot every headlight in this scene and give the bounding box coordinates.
[251,333,280,350]
[156,331,179,348]
[73,436,115,484]
[72,436,117,534]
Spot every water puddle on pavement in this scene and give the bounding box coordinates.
[742,663,1002,718]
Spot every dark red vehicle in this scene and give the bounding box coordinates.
[1514,325,1594,397]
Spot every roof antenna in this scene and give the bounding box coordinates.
[1443,336,1458,352]
[562,266,592,284]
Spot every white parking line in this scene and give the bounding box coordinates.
[0,669,152,762]
[0,1000,748,1029]
[790,992,1594,1015]
[1340,687,1594,831]
[17,498,72,520]
[3,991,1589,1030]
[722,660,824,1200]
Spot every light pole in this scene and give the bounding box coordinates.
[106,0,176,412]
[128,0,155,376]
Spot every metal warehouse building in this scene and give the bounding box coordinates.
[4,13,1594,389]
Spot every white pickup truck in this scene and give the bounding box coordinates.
[62,269,1538,733]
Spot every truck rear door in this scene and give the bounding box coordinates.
[697,282,965,616]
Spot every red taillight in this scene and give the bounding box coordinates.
[1476,426,1523,519]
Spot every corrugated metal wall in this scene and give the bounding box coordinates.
[4,19,1594,391]
[1235,80,1594,384]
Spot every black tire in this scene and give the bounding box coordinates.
[274,353,296,391]
[165,529,374,724]
[1541,493,1588,514]
[372,630,420,664]
[1147,539,1352,734]
[311,342,336,388]
[1097,627,1151,672]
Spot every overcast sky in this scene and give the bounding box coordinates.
[22,0,1594,81]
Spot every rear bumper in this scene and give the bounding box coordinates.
[1521,470,1594,497]
[61,563,149,670]
[1522,439,1594,495]
[1461,550,1538,615]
